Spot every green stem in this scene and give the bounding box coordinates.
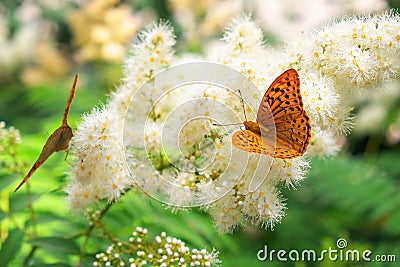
[364,131,384,157]
[77,201,113,267]
[22,246,38,267]
[26,183,38,238]
[19,183,39,265]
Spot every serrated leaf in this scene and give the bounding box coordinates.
[0,229,24,266]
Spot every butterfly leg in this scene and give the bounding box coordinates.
[64,149,74,167]
[64,148,70,161]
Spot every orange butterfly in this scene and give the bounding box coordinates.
[232,69,311,159]
[14,74,79,192]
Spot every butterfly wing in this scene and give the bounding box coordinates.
[62,74,78,126]
[14,75,78,192]
[257,69,311,159]
[232,130,275,156]
[13,131,57,192]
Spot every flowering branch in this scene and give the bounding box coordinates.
[93,226,221,267]
[65,11,400,234]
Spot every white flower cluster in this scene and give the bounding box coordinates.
[0,121,21,175]
[0,121,21,154]
[64,105,130,209]
[65,23,176,210]
[66,11,400,233]
[308,12,400,90]
[93,227,221,267]
[204,12,400,232]
[281,11,400,153]
[255,0,388,40]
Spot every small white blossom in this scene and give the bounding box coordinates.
[209,194,244,234]
[308,128,341,158]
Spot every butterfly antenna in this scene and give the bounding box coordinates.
[212,122,243,126]
[62,74,79,126]
[238,90,248,121]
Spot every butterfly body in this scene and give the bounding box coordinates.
[232,69,311,159]
[14,75,78,192]
[243,120,274,137]
[243,121,261,134]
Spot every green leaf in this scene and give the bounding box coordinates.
[371,151,400,178]
[25,211,66,226]
[181,212,238,251]
[384,210,400,235]
[0,209,6,222]
[9,193,40,213]
[0,229,24,266]
[30,237,80,255]
[0,173,17,190]
[31,262,72,267]
[371,194,400,220]
[308,156,398,219]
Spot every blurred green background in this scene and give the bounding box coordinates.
[1,0,400,266]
